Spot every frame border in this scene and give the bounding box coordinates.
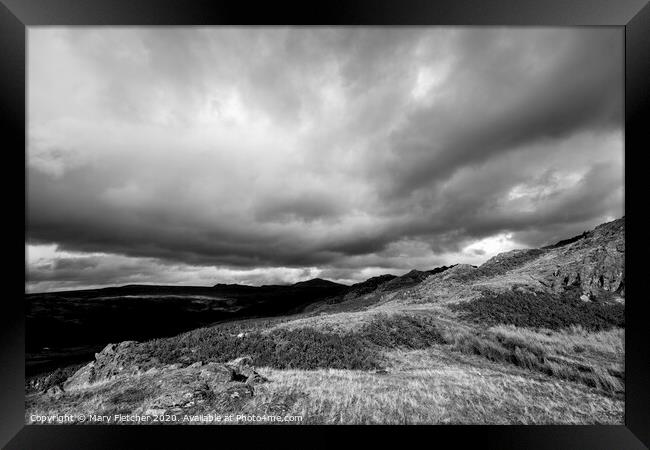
[3,0,648,448]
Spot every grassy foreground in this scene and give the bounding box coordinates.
[26,309,623,425]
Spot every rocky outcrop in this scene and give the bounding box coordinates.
[226,356,269,384]
[476,218,624,300]
[136,365,256,416]
[56,346,271,417]
[63,339,268,393]
[413,217,624,304]
[546,218,624,297]
[63,341,158,391]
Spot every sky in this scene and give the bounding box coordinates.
[26,27,624,292]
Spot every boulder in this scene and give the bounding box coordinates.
[199,362,235,383]
[226,356,269,384]
[227,356,255,380]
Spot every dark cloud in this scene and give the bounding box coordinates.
[379,29,622,199]
[27,27,623,291]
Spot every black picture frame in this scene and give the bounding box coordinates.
[3,0,648,448]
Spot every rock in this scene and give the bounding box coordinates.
[63,362,95,391]
[227,356,256,380]
[447,217,625,301]
[225,356,268,384]
[200,362,234,383]
[546,218,625,298]
[63,339,165,390]
[213,384,254,409]
[188,361,203,368]
[148,375,202,409]
[245,372,269,384]
[46,385,64,398]
[95,343,115,359]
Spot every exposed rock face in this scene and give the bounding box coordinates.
[57,347,270,417]
[481,218,624,299]
[63,339,268,393]
[413,218,624,304]
[484,218,626,300]
[546,218,624,297]
[62,363,95,391]
[137,367,255,415]
[64,341,158,391]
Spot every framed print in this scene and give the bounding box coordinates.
[2,0,649,448]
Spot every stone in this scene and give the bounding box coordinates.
[547,218,625,298]
[199,362,234,383]
[213,384,254,409]
[63,362,96,391]
[226,356,255,379]
[46,385,64,398]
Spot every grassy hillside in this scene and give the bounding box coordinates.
[25,218,625,425]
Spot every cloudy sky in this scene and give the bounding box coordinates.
[26,27,624,292]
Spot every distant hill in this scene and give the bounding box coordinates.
[26,278,348,376]
[292,278,347,288]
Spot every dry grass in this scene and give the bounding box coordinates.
[440,323,624,395]
[28,344,621,425]
[243,345,622,424]
[489,324,624,359]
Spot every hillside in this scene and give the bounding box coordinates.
[26,218,625,425]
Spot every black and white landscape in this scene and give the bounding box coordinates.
[26,27,624,424]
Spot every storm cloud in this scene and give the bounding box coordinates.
[27,27,624,292]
